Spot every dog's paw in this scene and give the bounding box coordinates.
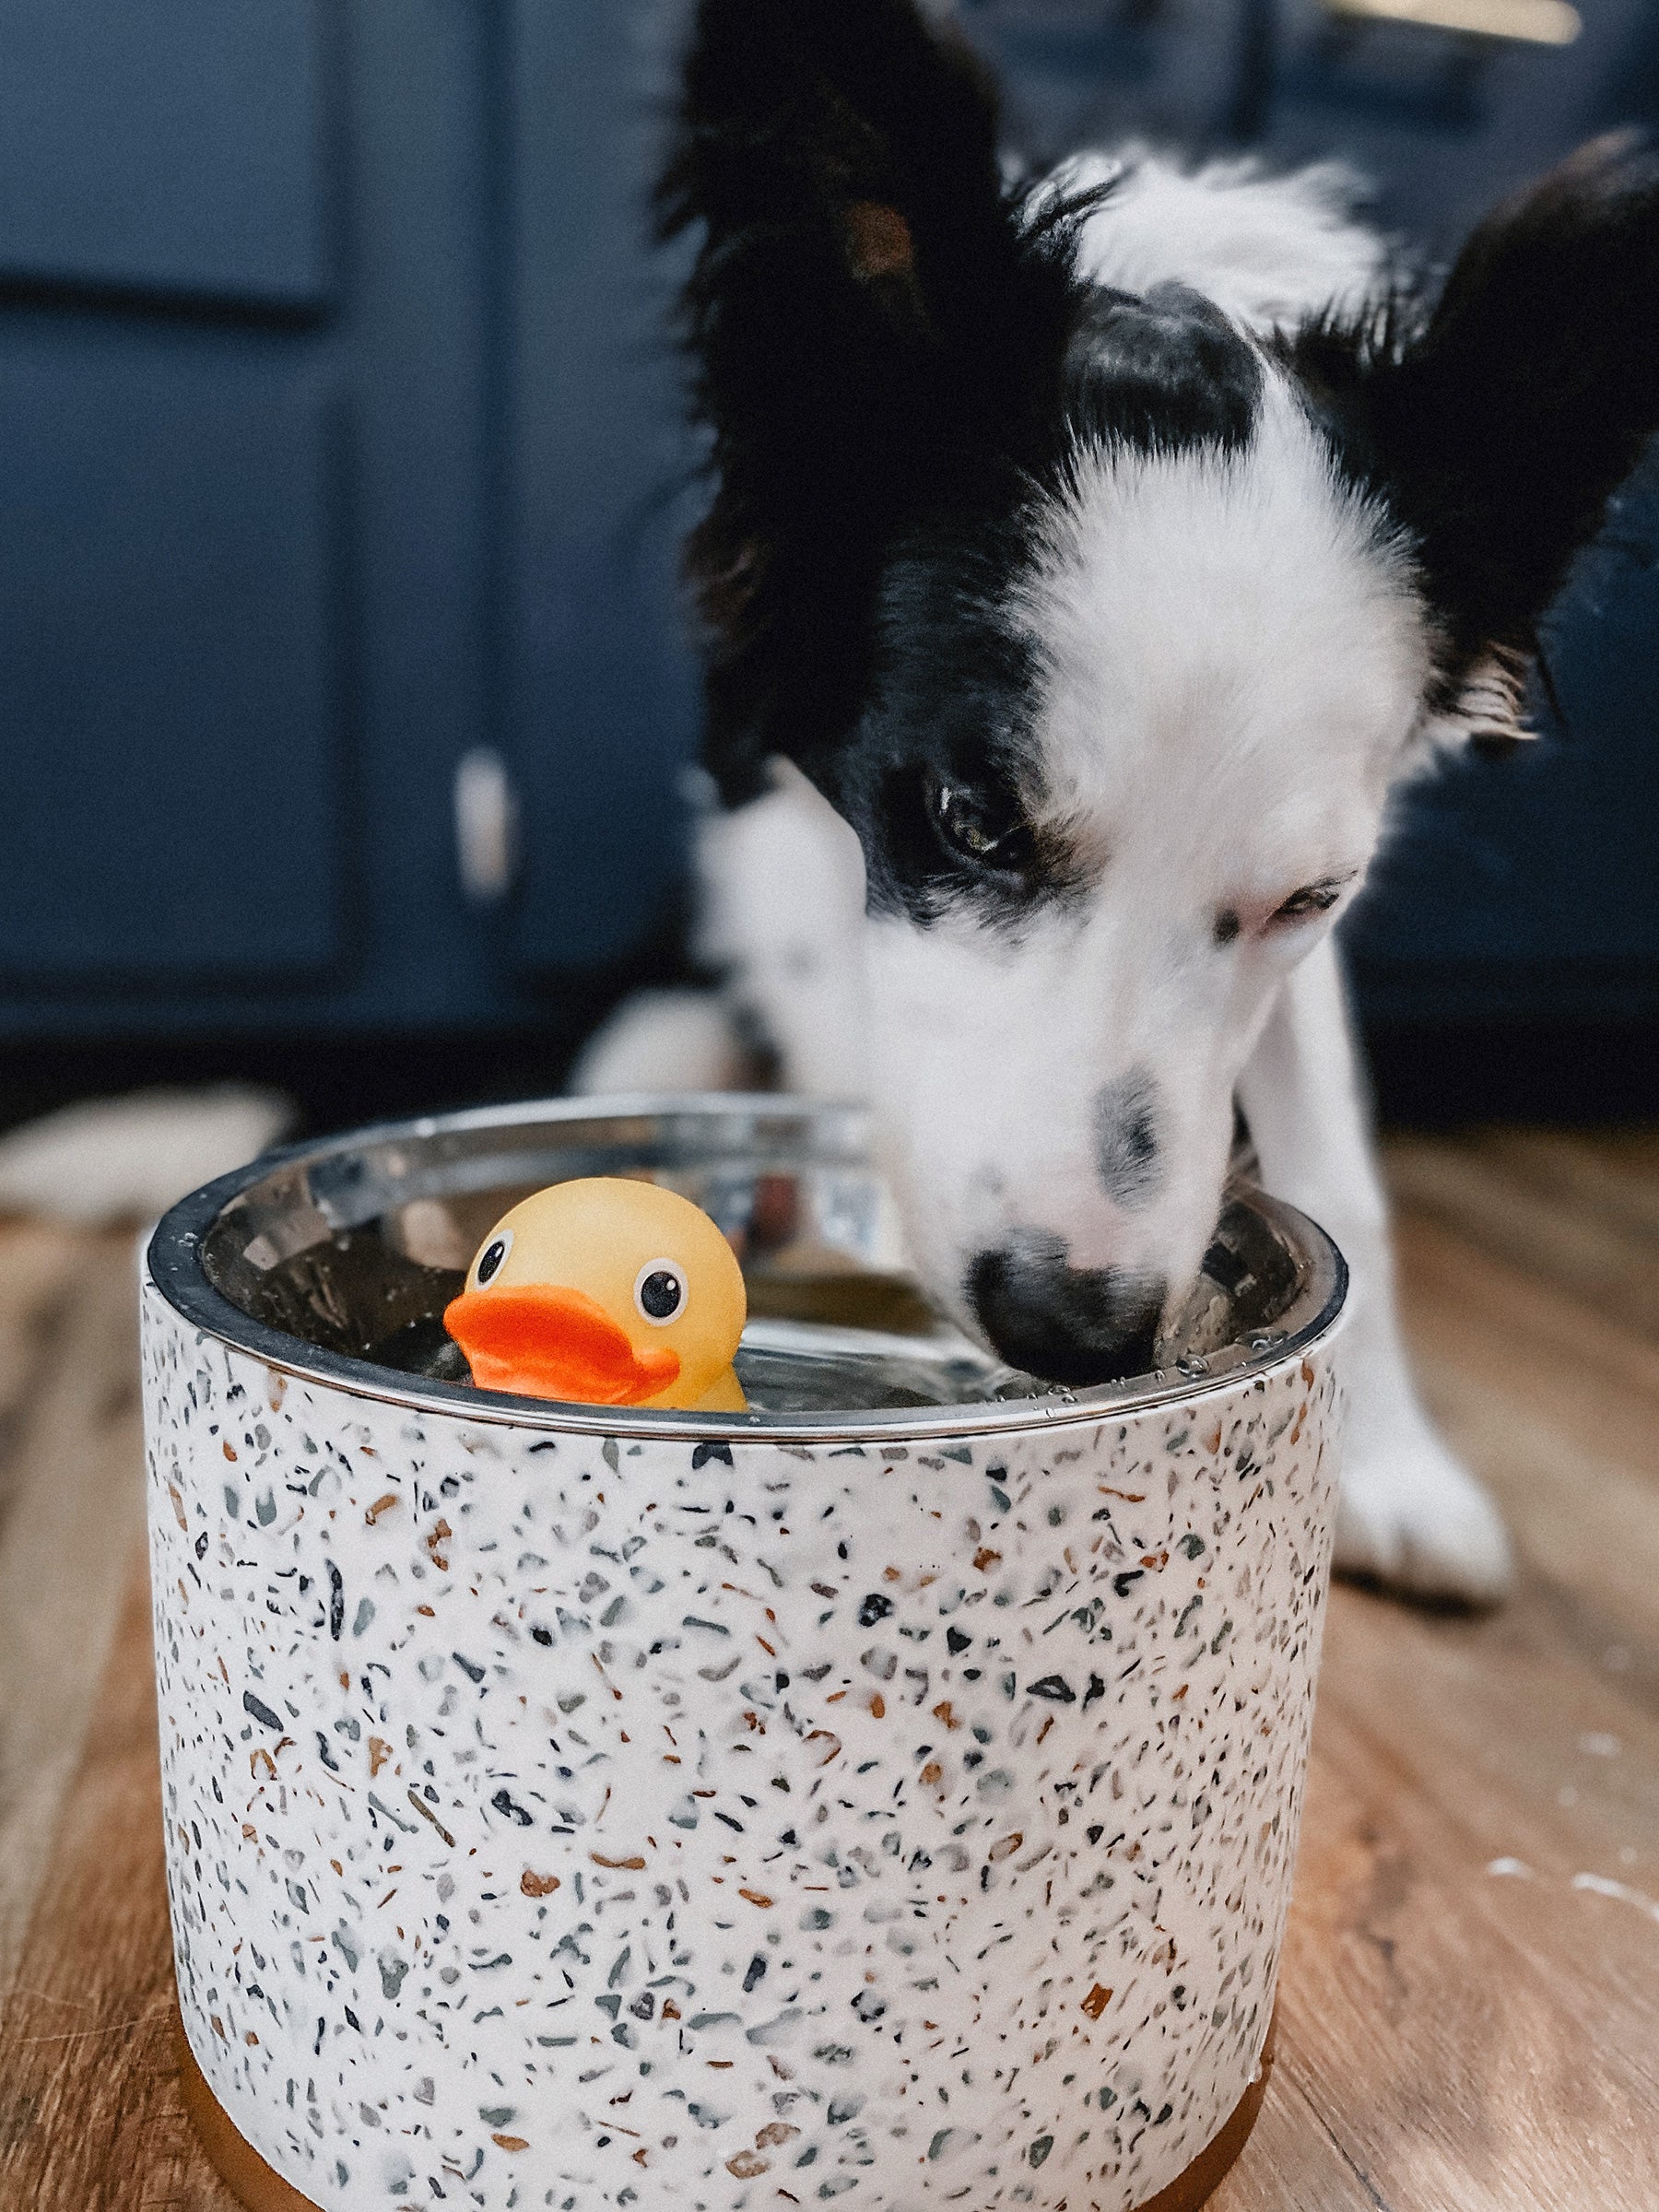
[1335,1424,1514,1607]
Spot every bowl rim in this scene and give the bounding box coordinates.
[145,1092,1348,1443]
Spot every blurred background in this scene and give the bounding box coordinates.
[2,0,1658,1150]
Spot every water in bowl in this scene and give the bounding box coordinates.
[206,1135,1301,1414]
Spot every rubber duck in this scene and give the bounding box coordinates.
[443,1178,747,1412]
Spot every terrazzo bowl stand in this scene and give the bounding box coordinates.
[142,1100,1347,2212]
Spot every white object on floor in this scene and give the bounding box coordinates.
[0,1086,293,1226]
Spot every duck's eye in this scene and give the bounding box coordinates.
[1270,879,1349,926]
[475,1230,512,1286]
[634,1261,685,1324]
[926,771,1033,875]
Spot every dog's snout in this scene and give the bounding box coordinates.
[968,1235,1164,1386]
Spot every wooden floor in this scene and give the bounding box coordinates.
[1,1129,1656,2211]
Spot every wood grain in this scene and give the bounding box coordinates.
[0,1135,1654,2212]
[0,1564,223,2211]
[0,1227,147,1993]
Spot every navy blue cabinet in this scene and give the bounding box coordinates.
[0,0,697,1040]
[0,0,332,305]
[502,0,698,977]
[0,328,346,984]
[1,0,1655,1047]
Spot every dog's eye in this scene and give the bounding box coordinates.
[1270,879,1347,925]
[927,773,1032,875]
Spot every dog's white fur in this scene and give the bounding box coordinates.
[1045,150,1391,330]
[858,386,1421,1314]
[576,155,1514,1605]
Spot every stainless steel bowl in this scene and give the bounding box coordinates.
[147,1093,1345,1441]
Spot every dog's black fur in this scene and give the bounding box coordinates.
[1288,132,1659,720]
[661,0,1264,865]
[665,0,1659,817]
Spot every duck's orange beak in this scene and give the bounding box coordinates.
[443,1285,681,1406]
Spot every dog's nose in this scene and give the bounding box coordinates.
[968,1235,1164,1385]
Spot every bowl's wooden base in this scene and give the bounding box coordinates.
[1136,2016,1277,2212]
[175,2021,324,2212]
[176,2008,1275,2212]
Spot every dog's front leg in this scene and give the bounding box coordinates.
[1236,936,1513,1604]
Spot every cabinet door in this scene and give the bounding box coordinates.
[0,0,347,991]
[0,0,331,302]
[0,331,345,983]
[0,0,694,1029]
[501,0,698,977]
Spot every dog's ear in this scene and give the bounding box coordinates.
[662,0,1077,798]
[1291,132,1659,748]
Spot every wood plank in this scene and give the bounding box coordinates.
[2,1135,1658,2210]
[1208,2042,1385,2211]
[0,1219,87,1524]
[1393,1212,1659,1669]
[0,1227,147,1995]
[1477,1128,1659,1241]
[1384,1130,1659,1345]
[0,1559,236,2211]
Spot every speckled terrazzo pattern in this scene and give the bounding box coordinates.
[142,1278,1342,2212]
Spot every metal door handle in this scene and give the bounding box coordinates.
[453,748,520,903]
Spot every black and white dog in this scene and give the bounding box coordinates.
[578,0,1659,1604]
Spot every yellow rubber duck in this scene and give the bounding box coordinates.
[443,1178,747,1412]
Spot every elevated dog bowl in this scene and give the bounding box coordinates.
[143,1095,1347,2212]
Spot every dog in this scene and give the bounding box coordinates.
[576,0,1659,1605]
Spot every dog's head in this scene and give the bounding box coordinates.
[666,0,1659,1377]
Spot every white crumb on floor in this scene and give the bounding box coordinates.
[1571,1873,1659,1925]
[1577,1732,1622,1758]
[1487,1861,1659,1926]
